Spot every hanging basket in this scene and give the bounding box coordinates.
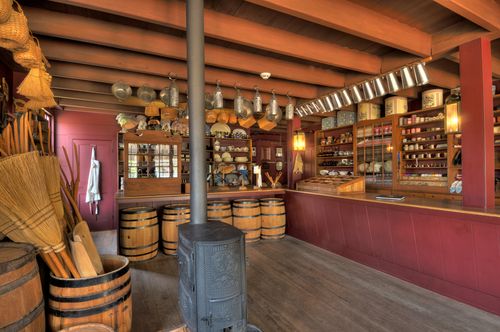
[0,1,29,52]
[0,0,13,24]
[13,36,42,69]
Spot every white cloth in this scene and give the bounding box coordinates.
[85,146,101,214]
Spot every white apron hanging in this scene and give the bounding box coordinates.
[85,146,101,215]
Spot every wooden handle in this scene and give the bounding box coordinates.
[48,251,69,279]
[59,247,81,279]
[41,252,65,278]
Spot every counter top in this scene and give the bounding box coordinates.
[287,190,500,218]
[116,187,285,203]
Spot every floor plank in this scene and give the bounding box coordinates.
[92,231,500,332]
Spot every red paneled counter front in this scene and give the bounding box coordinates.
[285,190,500,316]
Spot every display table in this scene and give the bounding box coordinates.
[285,189,500,316]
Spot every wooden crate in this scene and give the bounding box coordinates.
[296,175,365,194]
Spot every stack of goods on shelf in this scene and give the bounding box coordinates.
[357,102,381,121]
[316,127,354,175]
[337,110,356,126]
[296,175,365,194]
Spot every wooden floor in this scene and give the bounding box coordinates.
[93,231,500,332]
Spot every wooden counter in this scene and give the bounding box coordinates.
[285,189,500,316]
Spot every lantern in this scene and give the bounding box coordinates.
[293,131,306,151]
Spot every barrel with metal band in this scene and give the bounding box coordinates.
[0,243,45,332]
[119,207,159,261]
[207,200,232,225]
[232,199,261,243]
[259,198,286,240]
[162,204,190,255]
[48,255,132,332]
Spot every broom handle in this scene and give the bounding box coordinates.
[59,247,81,279]
[73,142,80,199]
[27,116,36,152]
[48,251,70,279]
[61,181,84,224]
[48,124,52,154]
[13,118,19,154]
[41,252,65,278]
[38,122,45,154]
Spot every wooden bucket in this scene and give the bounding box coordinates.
[119,207,159,262]
[232,199,261,243]
[162,204,190,255]
[0,243,45,332]
[260,198,286,240]
[207,200,233,225]
[48,255,132,332]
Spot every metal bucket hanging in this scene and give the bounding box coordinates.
[213,80,224,109]
[169,75,179,107]
[265,91,282,122]
[285,93,294,120]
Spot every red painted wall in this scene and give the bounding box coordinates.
[286,190,500,316]
[55,111,119,231]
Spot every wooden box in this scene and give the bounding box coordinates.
[296,175,365,195]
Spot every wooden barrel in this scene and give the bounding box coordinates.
[162,204,190,255]
[48,255,132,332]
[0,243,45,332]
[260,198,286,240]
[232,199,261,243]
[119,207,159,262]
[207,200,233,225]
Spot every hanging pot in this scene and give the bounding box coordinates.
[169,76,179,107]
[213,80,223,109]
[137,85,156,104]
[159,87,170,106]
[111,82,132,101]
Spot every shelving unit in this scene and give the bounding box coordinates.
[396,106,450,191]
[314,125,354,175]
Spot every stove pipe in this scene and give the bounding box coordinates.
[187,0,207,224]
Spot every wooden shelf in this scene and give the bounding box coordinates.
[399,119,443,128]
[317,124,353,133]
[401,105,445,117]
[317,142,353,148]
[317,165,354,168]
[401,130,445,137]
[317,155,354,159]
[402,138,447,144]
[402,166,448,169]
[402,148,447,153]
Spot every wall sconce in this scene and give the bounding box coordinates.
[445,88,461,134]
[293,131,306,151]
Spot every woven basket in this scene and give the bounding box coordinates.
[25,96,57,110]
[17,66,54,99]
[0,1,29,51]
[13,36,42,69]
[0,0,13,24]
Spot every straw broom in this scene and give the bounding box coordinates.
[40,155,66,231]
[0,152,80,278]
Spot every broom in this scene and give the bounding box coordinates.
[40,155,66,232]
[0,152,80,278]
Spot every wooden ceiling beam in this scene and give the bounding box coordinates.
[53,89,149,107]
[57,98,144,114]
[432,20,500,57]
[447,51,500,78]
[52,77,112,95]
[47,0,380,74]
[433,0,500,32]
[246,0,431,57]
[49,62,295,106]
[25,7,344,88]
[40,38,319,99]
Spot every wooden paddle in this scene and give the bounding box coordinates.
[73,221,104,274]
[70,235,98,277]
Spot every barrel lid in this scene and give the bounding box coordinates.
[121,207,155,214]
[259,198,283,202]
[0,242,36,273]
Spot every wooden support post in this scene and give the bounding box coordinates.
[460,37,494,208]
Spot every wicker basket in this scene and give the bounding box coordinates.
[0,1,29,51]
[13,36,42,69]
[0,0,13,24]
